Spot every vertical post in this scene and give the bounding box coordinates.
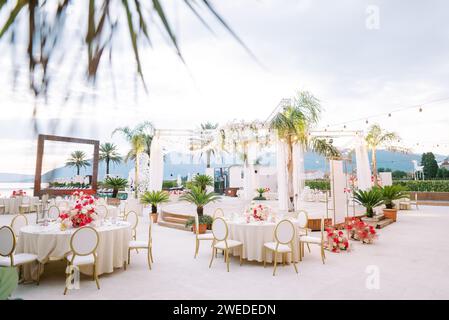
[34,135,45,197]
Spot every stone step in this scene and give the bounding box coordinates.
[163,216,189,225]
[376,218,394,229]
[158,220,191,231]
[161,210,192,220]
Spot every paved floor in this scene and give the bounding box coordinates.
[2,202,449,300]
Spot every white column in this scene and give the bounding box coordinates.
[292,143,305,210]
[330,159,346,224]
[276,138,289,211]
[205,167,215,193]
[149,135,164,192]
[355,136,372,190]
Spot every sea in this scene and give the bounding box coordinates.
[0,182,48,196]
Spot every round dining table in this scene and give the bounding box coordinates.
[227,219,304,263]
[2,196,40,214]
[16,221,132,281]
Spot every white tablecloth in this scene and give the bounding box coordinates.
[1,196,40,214]
[16,221,132,281]
[227,220,302,263]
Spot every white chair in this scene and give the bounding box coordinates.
[10,214,28,239]
[263,219,298,276]
[18,197,31,214]
[209,217,243,272]
[126,217,153,270]
[95,205,109,220]
[299,217,326,264]
[48,206,60,221]
[194,213,214,258]
[0,226,40,284]
[296,209,311,253]
[125,199,143,216]
[0,198,6,214]
[125,211,138,240]
[64,226,100,295]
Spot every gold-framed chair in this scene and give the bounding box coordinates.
[194,213,214,258]
[125,210,138,241]
[263,219,298,276]
[296,209,311,253]
[48,205,61,221]
[18,197,32,214]
[209,217,243,272]
[0,226,40,284]
[299,217,326,264]
[95,205,109,220]
[126,216,153,270]
[0,198,6,214]
[64,226,100,295]
[10,214,28,240]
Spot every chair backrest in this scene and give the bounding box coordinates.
[211,217,228,241]
[56,196,62,201]
[70,227,99,256]
[21,196,30,204]
[10,214,28,235]
[274,219,295,244]
[125,211,139,230]
[296,210,309,228]
[0,226,15,257]
[213,208,224,218]
[48,206,60,220]
[96,205,109,219]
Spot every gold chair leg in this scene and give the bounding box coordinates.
[226,250,230,272]
[273,251,278,276]
[299,242,302,261]
[239,246,243,266]
[306,243,311,253]
[209,247,215,268]
[147,248,151,270]
[94,264,100,290]
[292,257,298,274]
[263,247,266,268]
[36,262,41,285]
[128,249,131,265]
[194,239,199,258]
[63,263,70,295]
[150,246,154,263]
[321,246,326,264]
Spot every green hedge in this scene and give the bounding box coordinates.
[305,180,330,191]
[393,180,449,192]
[162,180,178,189]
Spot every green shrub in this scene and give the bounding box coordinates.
[305,180,330,191]
[393,180,449,192]
[162,180,178,189]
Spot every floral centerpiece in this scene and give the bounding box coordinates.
[58,193,98,230]
[325,227,349,252]
[244,202,270,222]
[345,217,377,244]
[11,189,26,197]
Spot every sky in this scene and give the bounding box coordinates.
[1,0,449,175]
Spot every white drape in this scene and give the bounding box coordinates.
[355,136,372,190]
[292,143,305,210]
[330,159,347,224]
[276,138,289,211]
[243,142,257,200]
[149,135,164,192]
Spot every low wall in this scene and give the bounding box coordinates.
[410,192,449,201]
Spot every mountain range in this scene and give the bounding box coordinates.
[0,150,445,183]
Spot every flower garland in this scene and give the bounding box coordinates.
[11,189,26,197]
[345,217,377,244]
[58,192,98,230]
[325,227,349,252]
[244,202,270,222]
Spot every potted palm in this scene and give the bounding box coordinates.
[141,190,170,223]
[253,187,268,200]
[353,188,383,218]
[103,176,128,206]
[379,185,409,222]
[191,174,214,191]
[180,186,220,233]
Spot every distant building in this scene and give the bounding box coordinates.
[440,158,449,170]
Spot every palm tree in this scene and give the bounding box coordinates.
[99,143,122,176]
[65,151,90,176]
[270,91,340,210]
[180,186,221,216]
[112,121,154,197]
[191,174,214,192]
[365,124,401,186]
[190,122,220,168]
[103,177,128,198]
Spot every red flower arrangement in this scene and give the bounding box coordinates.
[325,227,350,252]
[58,193,98,229]
[345,217,377,244]
[11,189,26,197]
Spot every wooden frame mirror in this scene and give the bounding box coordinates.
[34,134,99,197]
